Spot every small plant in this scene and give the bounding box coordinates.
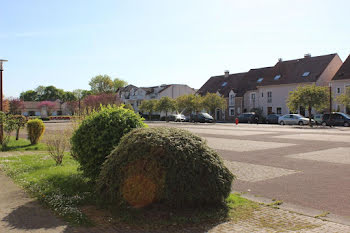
[71,105,146,181]
[13,115,27,140]
[0,113,17,151]
[97,127,234,209]
[46,129,70,165]
[27,119,45,145]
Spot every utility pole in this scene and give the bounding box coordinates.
[0,59,8,142]
[329,83,332,127]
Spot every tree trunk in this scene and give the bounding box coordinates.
[166,111,168,122]
[308,105,312,127]
[16,128,20,140]
[149,111,152,121]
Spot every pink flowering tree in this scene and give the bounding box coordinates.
[8,98,24,114]
[38,101,56,116]
[83,93,120,113]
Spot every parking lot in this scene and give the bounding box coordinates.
[149,122,350,219]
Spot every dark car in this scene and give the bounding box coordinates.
[321,112,350,127]
[265,114,281,124]
[190,112,214,123]
[238,112,259,123]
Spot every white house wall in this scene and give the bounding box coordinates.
[159,85,195,99]
[331,79,350,112]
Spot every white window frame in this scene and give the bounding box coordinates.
[267,91,272,103]
[229,93,235,106]
[250,92,256,105]
[229,107,235,116]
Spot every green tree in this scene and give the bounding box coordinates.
[336,86,350,111]
[113,78,128,91]
[63,91,77,102]
[176,94,203,115]
[20,90,38,101]
[287,85,329,126]
[156,97,177,121]
[202,93,226,120]
[89,75,114,94]
[139,99,158,120]
[39,86,65,101]
[0,113,17,150]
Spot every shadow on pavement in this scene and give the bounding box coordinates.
[2,200,66,231]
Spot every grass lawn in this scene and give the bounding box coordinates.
[0,153,259,230]
[1,137,48,151]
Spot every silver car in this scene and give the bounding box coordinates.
[278,114,315,126]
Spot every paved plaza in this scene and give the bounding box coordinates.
[150,122,350,220]
[2,121,350,232]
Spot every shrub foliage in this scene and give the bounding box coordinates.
[97,127,234,208]
[70,105,146,181]
[27,119,45,145]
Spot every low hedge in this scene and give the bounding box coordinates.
[97,127,234,208]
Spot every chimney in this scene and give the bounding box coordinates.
[278,58,283,62]
[224,70,229,78]
[304,53,311,58]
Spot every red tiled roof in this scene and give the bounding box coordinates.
[197,72,247,97]
[259,54,337,86]
[332,55,350,81]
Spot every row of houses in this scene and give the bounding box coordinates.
[18,53,350,120]
[197,53,350,121]
[118,84,196,112]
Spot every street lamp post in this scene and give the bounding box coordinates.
[0,59,8,142]
[329,82,332,127]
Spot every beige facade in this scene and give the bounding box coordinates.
[331,79,350,113]
[159,85,196,99]
[119,84,195,114]
[252,54,342,117]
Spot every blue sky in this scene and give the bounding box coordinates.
[1,0,349,97]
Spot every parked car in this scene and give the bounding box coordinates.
[278,114,315,125]
[237,112,259,123]
[174,114,187,122]
[265,114,281,124]
[190,112,214,123]
[321,112,350,127]
[313,114,323,125]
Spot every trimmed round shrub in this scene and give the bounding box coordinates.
[70,105,146,181]
[27,119,45,145]
[97,127,234,208]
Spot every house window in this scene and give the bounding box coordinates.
[229,94,235,106]
[276,107,282,114]
[261,92,264,97]
[257,78,264,83]
[274,75,281,80]
[302,72,310,77]
[229,107,235,116]
[237,107,241,114]
[251,93,256,106]
[337,88,341,94]
[267,91,272,103]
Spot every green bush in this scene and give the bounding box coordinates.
[27,119,45,145]
[70,105,146,181]
[97,127,234,208]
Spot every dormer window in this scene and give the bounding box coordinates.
[257,78,264,83]
[302,72,310,77]
[221,82,227,87]
[274,75,281,80]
